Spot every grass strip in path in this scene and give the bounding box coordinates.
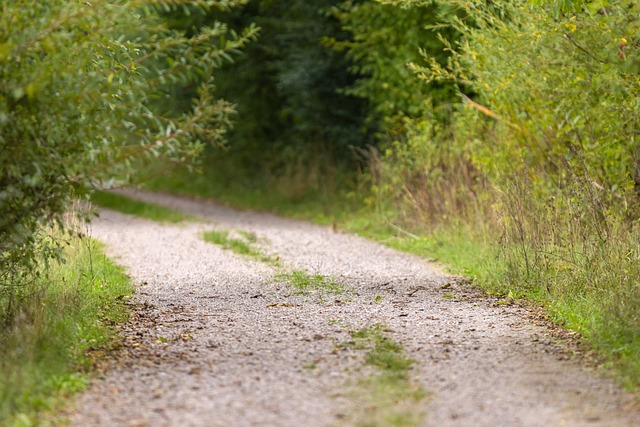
[274,270,347,296]
[91,190,197,223]
[202,229,281,267]
[0,238,134,426]
[339,324,427,427]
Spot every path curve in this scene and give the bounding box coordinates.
[67,190,639,427]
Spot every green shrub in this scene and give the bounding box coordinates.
[0,0,256,322]
[414,0,640,205]
[390,0,640,387]
[329,0,460,134]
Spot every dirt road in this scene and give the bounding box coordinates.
[67,190,638,427]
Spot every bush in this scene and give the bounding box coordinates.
[0,0,256,323]
[329,0,460,134]
[387,0,640,386]
[415,0,640,206]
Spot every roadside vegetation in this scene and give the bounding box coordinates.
[1,1,254,423]
[0,232,133,426]
[91,191,197,224]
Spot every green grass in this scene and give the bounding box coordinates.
[353,217,640,390]
[337,214,508,291]
[0,237,134,426]
[274,270,346,295]
[145,162,359,225]
[340,325,426,427]
[91,190,197,223]
[202,229,281,267]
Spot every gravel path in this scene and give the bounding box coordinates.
[67,190,639,427]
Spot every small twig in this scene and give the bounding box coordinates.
[408,286,428,297]
[563,33,607,64]
[383,219,421,240]
[460,94,501,121]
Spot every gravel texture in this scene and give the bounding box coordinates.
[66,189,639,427]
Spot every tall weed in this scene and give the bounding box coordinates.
[498,171,640,386]
[370,113,495,231]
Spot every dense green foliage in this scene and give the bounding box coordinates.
[375,0,640,387]
[159,0,370,196]
[328,0,460,132]
[0,1,253,419]
[213,1,367,150]
[152,0,460,201]
[0,0,256,322]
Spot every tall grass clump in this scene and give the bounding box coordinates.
[0,224,133,425]
[497,172,640,387]
[369,112,493,228]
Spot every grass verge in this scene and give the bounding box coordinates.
[339,325,426,427]
[0,236,134,426]
[202,229,281,267]
[145,163,358,225]
[337,214,508,293]
[91,190,197,223]
[347,215,640,390]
